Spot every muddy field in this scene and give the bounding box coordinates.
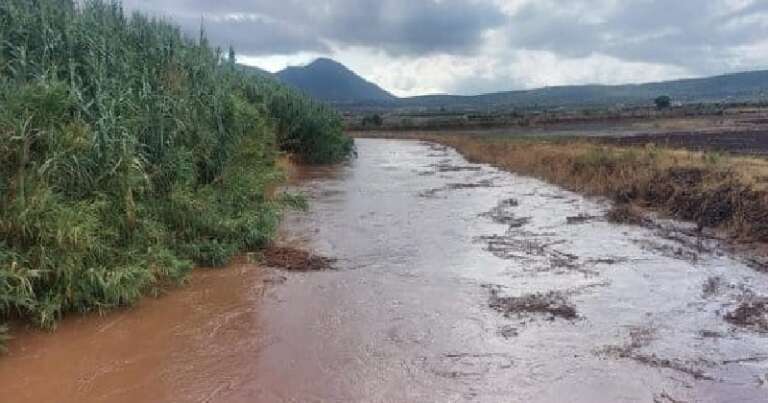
[603,130,768,155]
[1,139,767,402]
[354,113,768,155]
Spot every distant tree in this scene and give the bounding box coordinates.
[654,95,671,110]
[362,114,383,127]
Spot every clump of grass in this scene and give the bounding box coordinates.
[0,325,9,353]
[606,204,650,226]
[0,0,352,342]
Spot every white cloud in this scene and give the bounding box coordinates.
[239,53,325,73]
[242,45,691,97]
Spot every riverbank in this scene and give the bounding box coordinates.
[353,131,768,264]
[4,139,767,402]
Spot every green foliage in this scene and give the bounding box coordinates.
[0,324,8,353]
[361,114,383,127]
[268,91,354,163]
[277,192,309,211]
[0,0,351,336]
[655,95,672,110]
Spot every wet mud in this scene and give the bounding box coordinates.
[725,297,768,332]
[262,246,336,271]
[488,287,578,320]
[420,179,496,198]
[1,139,767,402]
[566,213,600,225]
[603,129,768,155]
[597,325,716,381]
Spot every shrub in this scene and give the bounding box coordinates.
[655,95,672,110]
[361,114,383,127]
[0,325,8,353]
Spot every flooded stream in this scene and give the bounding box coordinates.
[1,139,767,402]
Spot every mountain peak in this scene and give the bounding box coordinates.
[277,58,396,103]
[308,57,342,66]
[298,58,352,74]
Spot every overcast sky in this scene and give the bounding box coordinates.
[123,0,768,97]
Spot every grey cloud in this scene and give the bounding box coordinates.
[174,15,330,55]
[123,0,324,55]
[506,0,768,75]
[310,0,507,54]
[122,0,506,56]
[121,0,768,94]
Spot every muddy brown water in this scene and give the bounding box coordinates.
[2,139,768,402]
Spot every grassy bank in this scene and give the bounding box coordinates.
[0,0,352,346]
[361,132,768,247]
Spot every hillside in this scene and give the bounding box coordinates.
[400,70,768,109]
[273,58,768,109]
[277,58,396,103]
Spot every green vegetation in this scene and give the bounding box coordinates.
[361,114,384,127]
[0,325,8,353]
[0,0,352,347]
[655,95,672,109]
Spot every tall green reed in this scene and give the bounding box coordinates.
[0,0,352,346]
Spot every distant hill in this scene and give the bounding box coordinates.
[398,70,768,109]
[271,58,768,110]
[277,58,397,103]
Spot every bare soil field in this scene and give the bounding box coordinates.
[354,112,768,155]
[602,129,768,155]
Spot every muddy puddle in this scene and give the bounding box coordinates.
[2,139,768,402]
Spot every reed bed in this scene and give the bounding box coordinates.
[0,0,352,346]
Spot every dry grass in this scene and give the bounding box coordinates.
[369,132,768,244]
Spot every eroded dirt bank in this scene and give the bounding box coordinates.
[1,139,767,402]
